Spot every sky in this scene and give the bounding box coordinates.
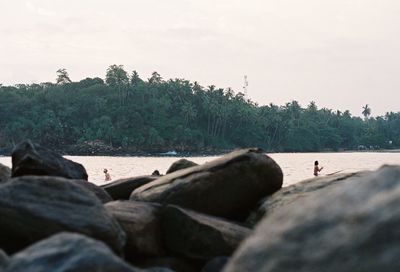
[1,0,399,116]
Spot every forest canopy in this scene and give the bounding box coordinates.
[0,65,399,154]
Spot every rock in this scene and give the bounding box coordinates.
[166,159,198,174]
[0,176,125,254]
[201,257,229,272]
[11,140,88,180]
[223,165,400,272]
[143,267,175,272]
[0,249,9,269]
[152,170,162,176]
[0,163,11,183]
[131,148,283,220]
[246,172,367,226]
[105,200,165,257]
[7,175,111,204]
[4,232,139,272]
[134,257,200,272]
[102,175,157,200]
[161,205,250,260]
[74,179,113,203]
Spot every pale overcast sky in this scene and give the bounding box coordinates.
[1,0,399,116]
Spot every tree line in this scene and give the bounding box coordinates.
[0,65,399,154]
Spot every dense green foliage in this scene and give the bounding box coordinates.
[1,66,399,153]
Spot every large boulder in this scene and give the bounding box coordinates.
[133,257,200,272]
[145,268,175,272]
[74,179,113,203]
[161,205,250,260]
[131,148,283,220]
[201,257,229,272]
[223,165,400,272]
[166,159,198,174]
[105,201,165,257]
[0,249,8,269]
[11,140,88,180]
[246,172,367,226]
[4,233,140,272]
[102,175,157,200]
[0,176,125,254]
[144,268,175,272]
[7,175,112,204]
[0,163,11,183]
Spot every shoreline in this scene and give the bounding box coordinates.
[2,148,400,157]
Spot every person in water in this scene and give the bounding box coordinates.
[314,161,323,176]
[104,169,111,181]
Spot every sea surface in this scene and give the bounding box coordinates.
[2,152,400,186]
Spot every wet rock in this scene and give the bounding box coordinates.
[0,249,9,269]
[4,233,138,272]
[11,140,88,180]
[246,172,367,226]
[102,175,157,200]
[201,257,229,272]
[161,205,250,260]
[105,200,165,257]
[0,163,11,183]
[224,166,400,272]
[166,159,198,174]
[0,176,125,254]
[131,148,283,220]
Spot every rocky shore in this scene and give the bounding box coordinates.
[0,140,399,271]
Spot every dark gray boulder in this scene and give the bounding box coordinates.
[11,140,88,180]
[246,172,367,226]
[0,249,8,269]
[74,179,113,203]
[105,200,165,257]
[131,148,283,220]
[201,257,229,272]
[161,205,250,260]
[7,175,111,204]
[102,175,157,200]
[4,233,138,272]
[166,159,198,174]
[144,268,175,272]
[0,176,125,254]
[0,163,11,183]
[223,165,400,272]
[133,257,200,272]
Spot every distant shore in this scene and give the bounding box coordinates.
[1,147,400,157]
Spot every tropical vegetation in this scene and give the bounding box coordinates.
[0,65,399,154]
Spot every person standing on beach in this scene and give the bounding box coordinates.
[104,169,111,181]
[314,161,323,176]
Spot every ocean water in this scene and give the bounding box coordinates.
[1,152,400,186]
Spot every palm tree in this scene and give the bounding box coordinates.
[362,104,371,120]
[307,101,318,112]
[56,68,72,85]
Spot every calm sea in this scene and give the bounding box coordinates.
[1,152,400,187]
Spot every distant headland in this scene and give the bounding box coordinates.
[0,66,399,155]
